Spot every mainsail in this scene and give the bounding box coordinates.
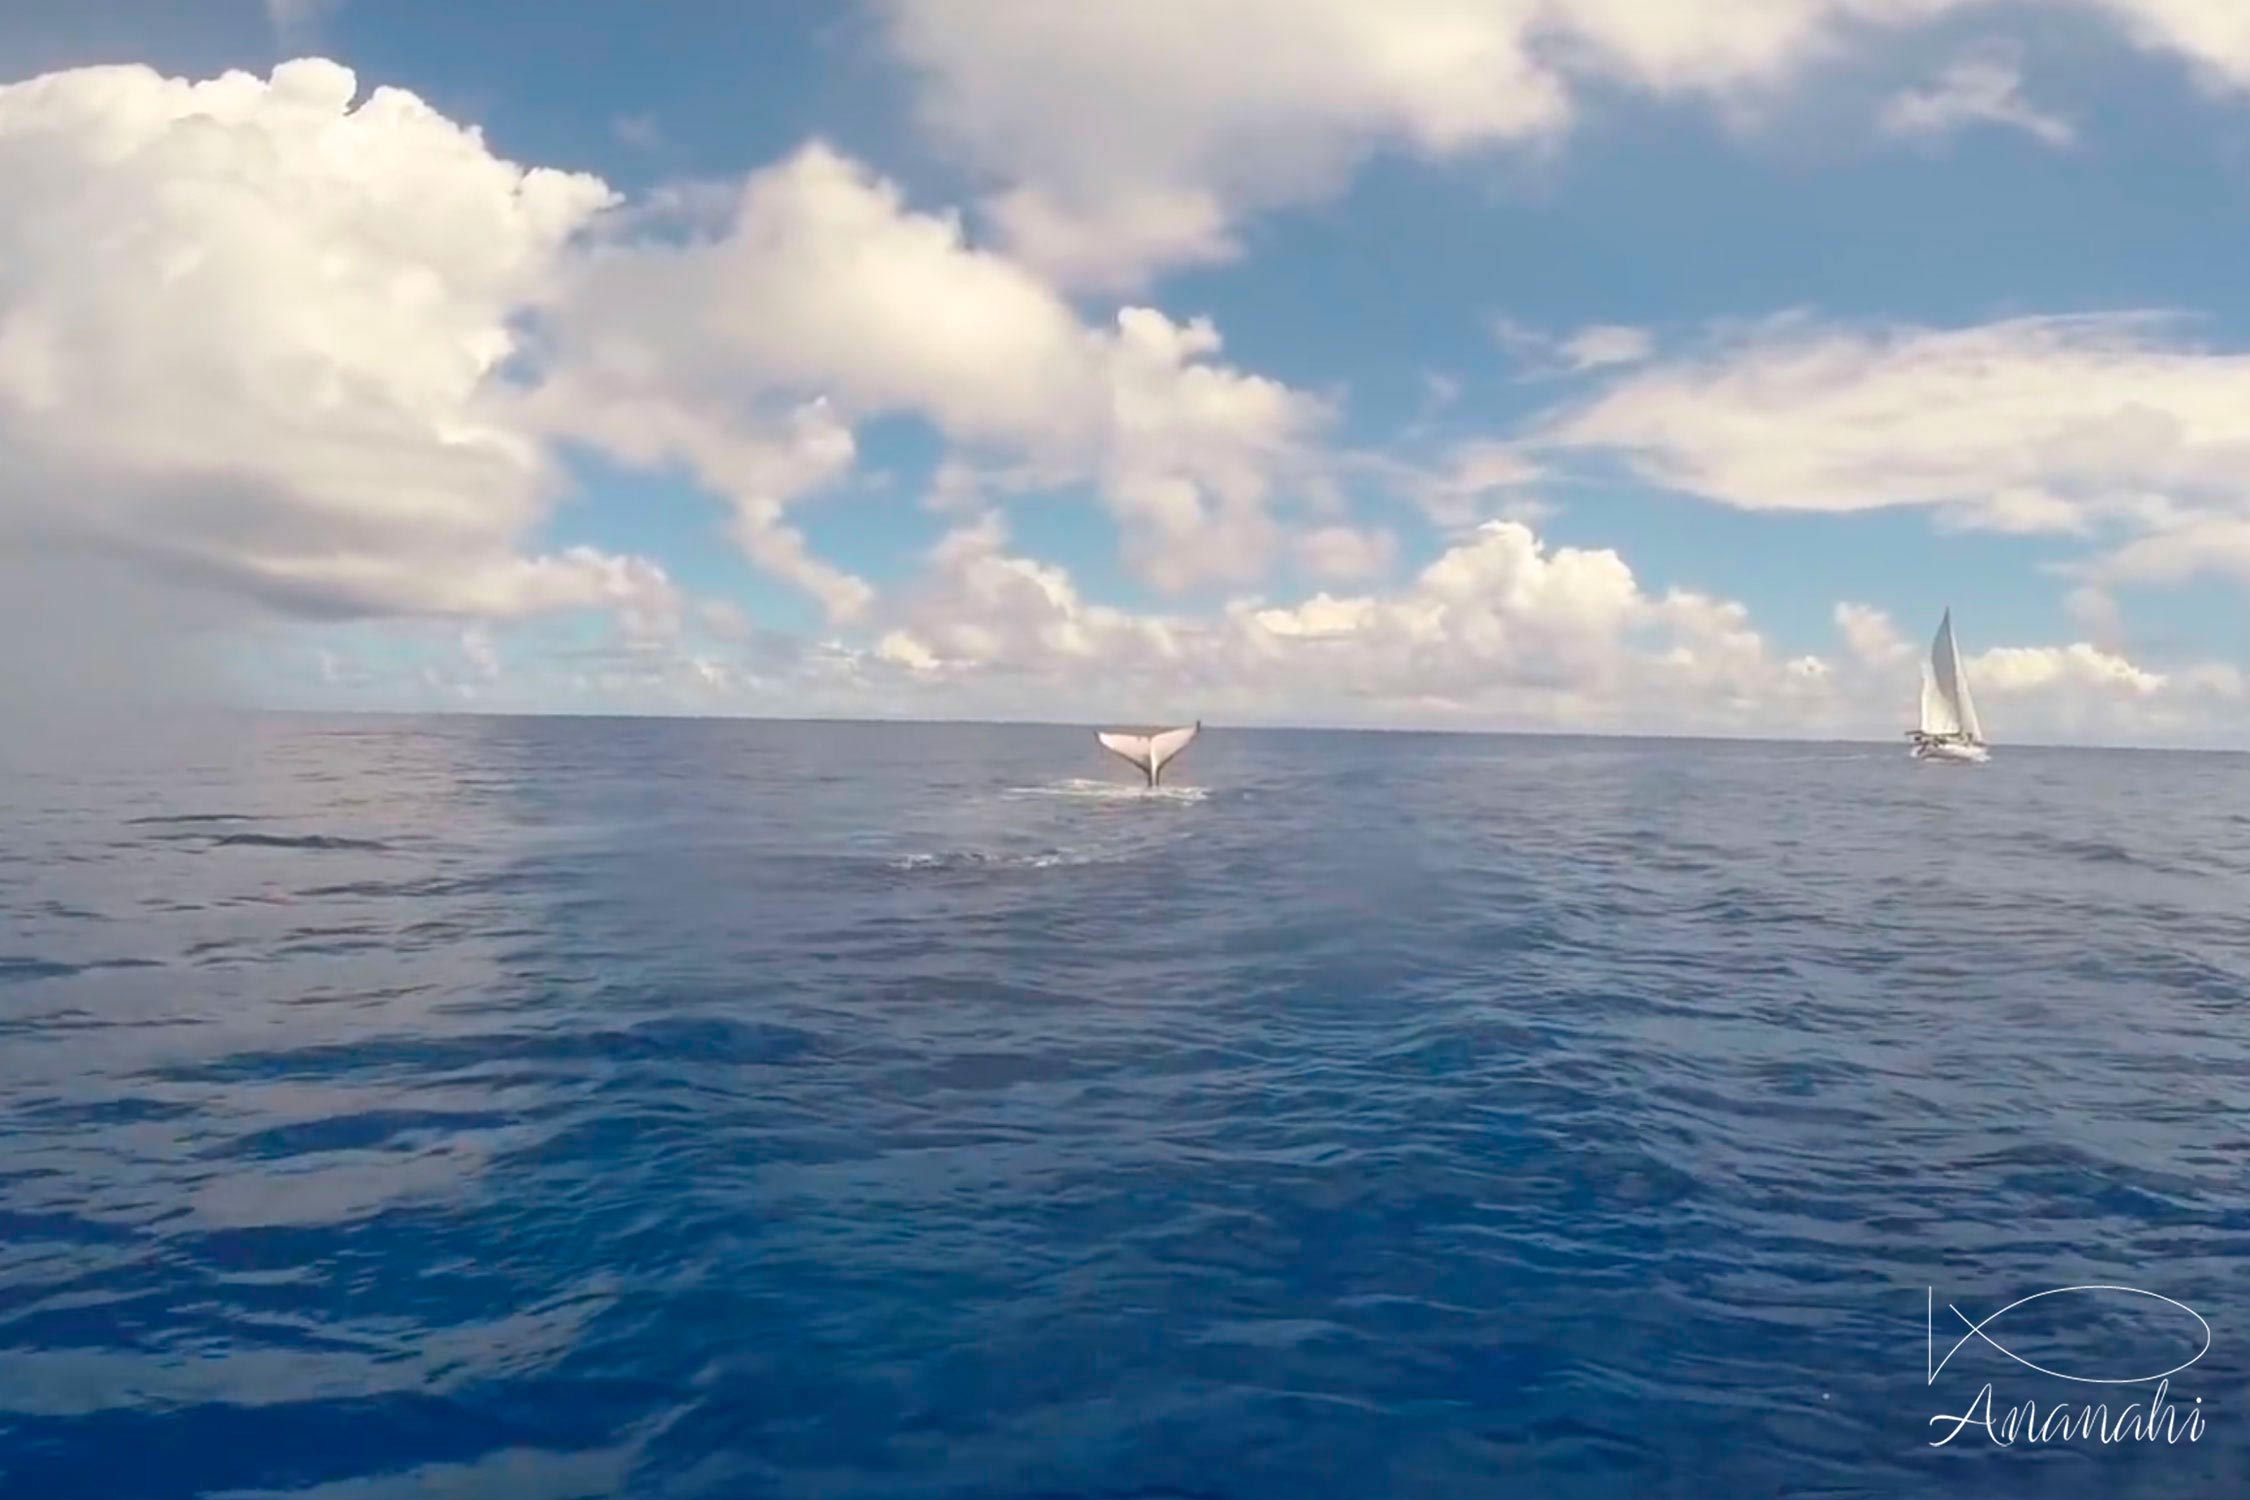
[1920,608,1984,743]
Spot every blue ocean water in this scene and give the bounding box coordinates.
[4,715,2249,1498]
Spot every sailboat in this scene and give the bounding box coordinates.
[1906,609,1989,764]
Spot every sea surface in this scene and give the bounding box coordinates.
[4,715,2249,1499]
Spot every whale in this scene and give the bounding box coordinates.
[1095,721,1200,788]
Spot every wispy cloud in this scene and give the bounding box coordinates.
[1880,44,2074,148]
[612,112,663,151]
[1495,318,1657,377]
[264,0,340,44]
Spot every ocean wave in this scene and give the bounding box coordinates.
[121,812,261,825]
[208,832,394,852]
[128,829,395,852]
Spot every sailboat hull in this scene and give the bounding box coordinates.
[1911,739,1989,765]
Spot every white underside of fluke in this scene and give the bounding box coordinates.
[1096,722,1199,786]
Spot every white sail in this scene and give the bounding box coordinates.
[1928,609,1984,743]
[1917,661,1961,737]
[1096,722,1199,786]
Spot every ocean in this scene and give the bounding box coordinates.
[3,715,2248,1498]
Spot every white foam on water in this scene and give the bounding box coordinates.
[885,848,1104,873]
[1005,778,1210,804]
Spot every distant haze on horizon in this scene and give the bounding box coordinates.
[1,1,2247,748]
[77,708,2234,761]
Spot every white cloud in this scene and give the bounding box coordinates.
[874,0,2250,288]
[852,515,1185,685]
[0,60,677,641]
[270,498,2244,744]
[3,55,2240,746]
[1880,44,2074,147]
[2089,0,2250,91]
[1497,317,1657,375]
[1834,601,1913,668]
[2093,515,2250,586]
[1295,525,1398,581]
[1559,323,1657,371]
[0,59,1319,696]
[538,143,1318,608]
[870,514,1831,731]
[878,0,1569,288]
[981,182,1240,295]
[1976,640,2165,695]
[880,0,1988,288]
[1967,640,2239,742]
[825,525,2237,742]
[1537,314,2250,585]
[1399,439,1548,526]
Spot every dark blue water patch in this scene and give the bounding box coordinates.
[0,955,162,985]
[16,1095,202,1127]
[0,956,80,983]
[0,1393,550,1500]
[143,1016,824,1093]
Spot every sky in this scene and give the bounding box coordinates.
[2,1,2248,745]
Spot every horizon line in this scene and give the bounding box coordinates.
[202,704,2246,756]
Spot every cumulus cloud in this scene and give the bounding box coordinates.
[0,57,1316,698]
[536,143,1317,607]
[1965,637,2237,743]
[1977,640,2164,695]
[869,515,1833,731]
[1880,43,2074,147]
[733,525,2233,742]
[0,58,678,667]
[265,495,2245,745]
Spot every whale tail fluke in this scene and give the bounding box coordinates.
[1095,721,1200,787]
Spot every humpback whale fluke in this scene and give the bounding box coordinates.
[1095,721,1200,787]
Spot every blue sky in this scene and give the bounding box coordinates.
[1,1,2246,742]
